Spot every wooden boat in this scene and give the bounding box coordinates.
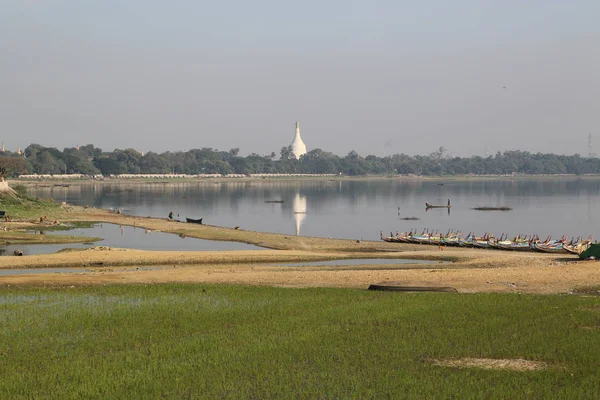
[393,229,421,244]
[395,234,414,243]
[458,237,475,247]
[381,228,590,254]
[471,239,494,249]
[382,234,402,243]
[563,244,579,255]
[533,242,568,254]
[459,233,493,248]
[492,240,532,251]
[563,240,592,255]
[407,234,433,244]
[381,231,413,243]
[428,235,443,245]
[441,236,461,246]
[425,202,450,209]
[404,229,443,245]
[437,231,461,246]
[186,217,203,224]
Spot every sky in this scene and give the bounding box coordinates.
[1,0,599,157]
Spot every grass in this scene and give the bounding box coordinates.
[0,192,63,220]
[571,285,600,295]
[32,220,97,232]
[0,285,599,399]
[0,230,101,245]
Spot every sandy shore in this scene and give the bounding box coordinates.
[0,205,597,294]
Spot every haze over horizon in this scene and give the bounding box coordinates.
[1,1,599,157]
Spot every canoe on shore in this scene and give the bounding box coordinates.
[381,231,590,255]
[533,242,568,254]
[186,217,203,224]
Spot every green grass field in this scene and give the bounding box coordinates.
[1,285,599,399]
[0,190,61,220]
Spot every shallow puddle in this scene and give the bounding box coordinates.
[0,268,91,276]
[0,266,175,276]
[0,258,446,276]
[271,258,449,267]
[1,223,262,256]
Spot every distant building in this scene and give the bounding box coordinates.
[290,121,307,159]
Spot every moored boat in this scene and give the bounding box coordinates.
[441,236,461,246]
[563,239,592,255]
[492,240,532,251]
[533,242,568,254]
[459,233,493,248]
[408,234,434,244]
[425,202,451,209]
[472,239,494,249]
[380,228,586,255]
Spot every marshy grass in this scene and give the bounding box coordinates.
[0,285,599,398]
[32,220,97,232]
[572,285,600,295]
[0,230,100,245]
[0,191,62,220]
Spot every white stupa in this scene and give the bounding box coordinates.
[290,121,307,159]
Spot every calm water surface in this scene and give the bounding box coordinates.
[28,178,600,241]
[0,223,261,256]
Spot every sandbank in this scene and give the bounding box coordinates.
[0,204,596,294]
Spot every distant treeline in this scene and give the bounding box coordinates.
[4,144,600,176]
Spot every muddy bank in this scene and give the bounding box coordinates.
[0,254,593,295]
[0,204,595,295]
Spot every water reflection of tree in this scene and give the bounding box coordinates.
[28,178,600,219]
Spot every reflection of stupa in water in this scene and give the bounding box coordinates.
[293,193,307,235]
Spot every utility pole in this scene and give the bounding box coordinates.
[588,133,596,158]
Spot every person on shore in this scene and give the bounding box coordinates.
[168,211,174,220]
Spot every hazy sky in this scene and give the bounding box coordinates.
[1,1,599,157]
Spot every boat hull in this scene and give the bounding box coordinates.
[533,243,568,254]
[492,242,532,251]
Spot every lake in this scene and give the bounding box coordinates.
[27,177,600,241]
